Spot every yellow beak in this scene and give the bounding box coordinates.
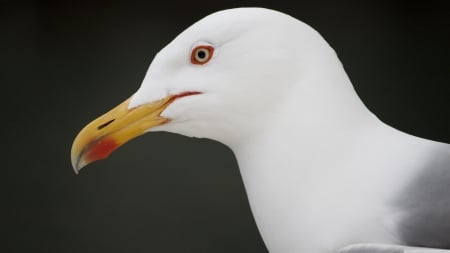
[71,95,174,174]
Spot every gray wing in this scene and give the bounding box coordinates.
[395,145,450,249]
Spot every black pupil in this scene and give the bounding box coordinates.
[197,50,206,59]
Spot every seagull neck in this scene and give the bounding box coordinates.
[230,64,386,252]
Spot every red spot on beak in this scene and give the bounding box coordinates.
[85,138,119,163]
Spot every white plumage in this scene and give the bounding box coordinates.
[73,7,450,253]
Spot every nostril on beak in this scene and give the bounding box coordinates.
[97,119,115,130]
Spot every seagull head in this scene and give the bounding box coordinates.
[71,7,333,173]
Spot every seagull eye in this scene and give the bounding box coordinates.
[191,45,214,65]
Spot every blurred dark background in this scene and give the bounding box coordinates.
[5,1,449,252]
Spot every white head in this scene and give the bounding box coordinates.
[130,7,337,145]
[71,7,346,172]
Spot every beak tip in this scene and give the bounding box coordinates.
[71,160,80,175]
[71,155,86,175]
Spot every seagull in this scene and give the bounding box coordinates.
[71,7,450,253]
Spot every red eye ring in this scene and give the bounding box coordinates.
[191,45,214,65]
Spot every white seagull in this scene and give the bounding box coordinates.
[71,8,450,253]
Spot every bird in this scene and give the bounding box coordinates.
[71,7,450,253]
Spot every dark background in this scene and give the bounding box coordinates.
[5,1,449,252]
